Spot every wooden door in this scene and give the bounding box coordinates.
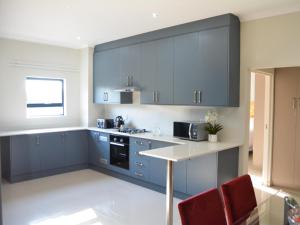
[295,68,300,188]
[272,68,299,188]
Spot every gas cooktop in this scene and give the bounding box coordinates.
[118,128,147,134]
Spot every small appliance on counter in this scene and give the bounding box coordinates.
[173,121,208,141]
[114,116,125,128]
[97,119,114,129]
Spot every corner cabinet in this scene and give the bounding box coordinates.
[93,14,240,107]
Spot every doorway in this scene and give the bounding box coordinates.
[248,69,274,186]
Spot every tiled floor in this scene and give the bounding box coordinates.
[2,169,182,225]
[3,169,299,225]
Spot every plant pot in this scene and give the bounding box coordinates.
[208,134,218,143]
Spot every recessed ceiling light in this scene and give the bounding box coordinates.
[76,36,81,40]
[152,13,158,18]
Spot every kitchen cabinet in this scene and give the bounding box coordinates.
[65,131,88,166]
[9,135,40,176]
[93,14,240,107]
[186,154,217,195]
[130,137,151,181]
[141,38,173,105]
[94,49,123,104]
[120,44,142,88]
[2,131,89,182]
[173,27,235,106]
[88,131,110,168]
[39,133,65,171]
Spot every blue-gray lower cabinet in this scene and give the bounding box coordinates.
[130,138,151,181]
[88,131,110,168]
[1,130,89,183]
[5,135,41,176]
[186,154,217,195]
[65,131,88,166]
[39,133,65,171]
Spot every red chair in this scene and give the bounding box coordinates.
[221,174,257,225]
[178,188,227,225]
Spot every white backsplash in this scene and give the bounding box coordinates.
[103,94,241,142]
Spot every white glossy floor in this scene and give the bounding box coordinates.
[2,169,181,225]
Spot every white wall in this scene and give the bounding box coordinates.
[0,38,81,131]
[239,11,300,174]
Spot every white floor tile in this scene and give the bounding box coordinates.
[2,170,182,225]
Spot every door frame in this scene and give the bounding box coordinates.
[250,68,275,186]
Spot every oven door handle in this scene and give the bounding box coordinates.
[110,142,125,147]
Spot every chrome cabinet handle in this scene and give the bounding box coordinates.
[61,133,65,143]
[127,76,130,86]
[198,91,202,104]
[156,91,159,103]
[130,76,133,86]
[135,162,144,167]
[134,172,144,177]
[193,90,197,103]
[36,136,40,145]
[153,91,156,102]
[148,141,152,149]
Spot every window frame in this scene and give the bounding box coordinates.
[26,77,65,116]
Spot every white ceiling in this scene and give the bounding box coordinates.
[0,0,300,49]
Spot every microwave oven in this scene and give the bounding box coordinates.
[173,121,208,141]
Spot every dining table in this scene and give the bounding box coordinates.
[234,190,300,225]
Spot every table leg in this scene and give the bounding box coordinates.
[166,160,174,225]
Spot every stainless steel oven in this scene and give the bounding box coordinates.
[110,135,129,170]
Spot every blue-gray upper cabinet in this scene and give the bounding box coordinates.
[65,131,88,166]
[140,38,173,105]
[10,135,40,176]
[88,131,110,168]
[93,49,122,104]
[39,133,65,171]
[174,26,239,106]
[120,44,141,88]
[186,153,217,195]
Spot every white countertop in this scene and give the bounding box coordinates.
[87,127,241,162]
[0,126,242,162]
[0,127,87,137]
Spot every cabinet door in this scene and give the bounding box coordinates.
[39,133,65,171]
[141,38,173,105]
[130,138,151,181]
[148,141,186,193]
[88,131,109,167]
[174,32,200,105]
[120,44,141,87]
[187,154,217,195]
[197,27,229,106]
[296,71,300,188]
[93,49,121,104]
[65,131,88,166]
[10,135,40,175]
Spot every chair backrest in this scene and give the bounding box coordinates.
[178,188,227,225]
[221,174,257,225]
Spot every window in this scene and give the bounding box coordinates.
[26,77,65,117]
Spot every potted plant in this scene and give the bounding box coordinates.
[205,111,223,142]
